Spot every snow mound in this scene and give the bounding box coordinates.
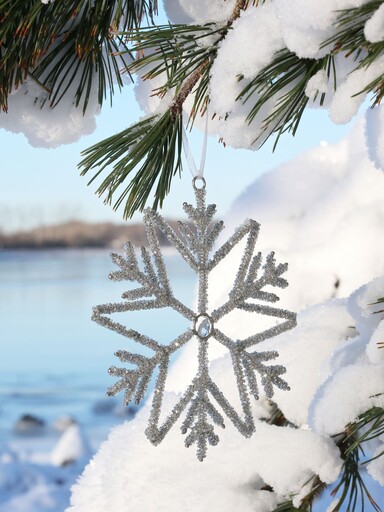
[68,122,384,510]
[67,390,341,512]
[309,276,384,435]
[67,277,384,512]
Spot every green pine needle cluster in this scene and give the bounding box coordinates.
[80,20,224,215]
[80,110,183,218]
[237,51,335,148]
[323,1,384,107]
[0,0,158,113]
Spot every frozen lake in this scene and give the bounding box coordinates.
[0,248,196,448]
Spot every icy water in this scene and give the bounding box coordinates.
[0,248,196,449]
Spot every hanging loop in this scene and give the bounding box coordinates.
[192,176,206,191]
[182,108,209,180]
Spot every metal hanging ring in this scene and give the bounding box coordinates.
[192,176,206,191]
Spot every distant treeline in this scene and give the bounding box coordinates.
[0,220,187,249]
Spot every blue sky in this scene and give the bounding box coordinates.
[0,87,352,234]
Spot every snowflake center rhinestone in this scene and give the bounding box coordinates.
[194,314,213,339]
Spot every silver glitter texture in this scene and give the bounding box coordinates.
[92,183,297,461]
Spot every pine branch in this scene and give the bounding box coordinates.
[0,0,157,112]
[80,110,183,217]
[91,1,384,217]
[80,1,249,217]
[322,1,384,107]
[238,51,334,148]
[5,1,384,216]
[330,425,382,512]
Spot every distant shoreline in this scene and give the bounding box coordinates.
[0,220,185,250]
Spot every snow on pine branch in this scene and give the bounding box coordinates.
[2,0,384,166]
[136,0,384,169]
[0,2,134,147]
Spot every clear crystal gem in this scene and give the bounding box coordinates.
[194,314,213,339]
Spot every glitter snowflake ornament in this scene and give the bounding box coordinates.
[92,177,297,460]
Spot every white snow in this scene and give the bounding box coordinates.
[366,320,384,364]
[311,363,384,435]
[67,397,341,512]
[51,425,91,467]
[210,5,284,114]
[364,3,384,42]
[365,103,384,170]
[0,80,100,148]
[264,301,356,428]
[329,56,384,124]
[67,118,384,510]
[68,273,384,510]
[305,70,329,99]
[169,0,237,24]
[274,0,371,58]
[209,4,285,149]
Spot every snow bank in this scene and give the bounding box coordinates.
[68,274,383,511]
[67,392,341,512]
[310,276,384,435]
[68,120,384,510]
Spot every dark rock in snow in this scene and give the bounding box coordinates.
[92,398,117,415]
[13,414,46,436]
[113,403,140,419]
[92,397,140,419]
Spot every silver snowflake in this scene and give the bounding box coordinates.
[92,178,297,460]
